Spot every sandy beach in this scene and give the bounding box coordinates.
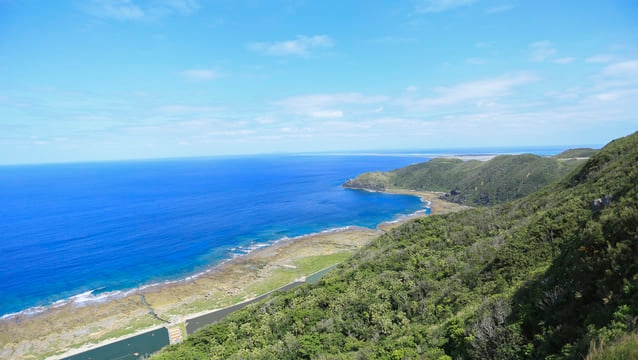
[0,191,466,360]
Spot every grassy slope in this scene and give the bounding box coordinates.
[345,153,587,206]
[155,135,636,359]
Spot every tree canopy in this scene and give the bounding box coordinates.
[155,134,636,359]
[344,152,590,206]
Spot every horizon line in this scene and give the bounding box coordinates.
[0,144,603,167]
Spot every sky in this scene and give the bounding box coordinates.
[0,0,637,164]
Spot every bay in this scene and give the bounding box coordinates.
[0,155,429,316]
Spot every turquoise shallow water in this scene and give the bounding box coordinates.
[0,155,430,317]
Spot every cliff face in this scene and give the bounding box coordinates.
[342,178,386,192]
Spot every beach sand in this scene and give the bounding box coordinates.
[0,191,466,360]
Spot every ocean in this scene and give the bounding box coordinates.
[0,154,435,317]
[0,146,574,318]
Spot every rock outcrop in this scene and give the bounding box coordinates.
[343,179,386,192]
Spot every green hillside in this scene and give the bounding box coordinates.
[154,133,637,359]
[344,153,589,206]
[553,148,598,159]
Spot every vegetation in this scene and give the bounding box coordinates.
[154,134,636,359]
[586,333,638,360]
[553,148,598,159]
[344,152,590,206]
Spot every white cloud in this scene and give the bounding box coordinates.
[205,129,257,137]
[180,69,221,81]
[156,105,220,114]
[254,116,275,124]
[178,119,215,128]
[414,0,477,13]
[577,59,638,104]
[529,41,556,62]
[405,85,419,92]
[602,60,638,78]
[163,0,199,15]
[485,4,513,14]
[553,57,576,64]
[88,0,144,20]
[409,73,537,109]
[309,110,344,118]
[586,54,616,63]
[275,93,387,115]
[545,87,581,100]
[591,92,620,102]
[528,41,576,64]
[588,88,638,103]
[85,0,199,21]
[248,35,334,57]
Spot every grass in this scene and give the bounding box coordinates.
[162,253,356,318]
[294,252,352,275]
[586,333,638,360]
[244,267,299,296]
[171,297,221,316]
[166,292,249,316]
[242,253,355,297]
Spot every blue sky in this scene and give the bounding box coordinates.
[1,0,637,164]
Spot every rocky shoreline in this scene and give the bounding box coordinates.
[0,192,465,360]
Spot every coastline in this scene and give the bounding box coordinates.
[375,188,471,231]
[0,191,465,360]
[381,188,471,215]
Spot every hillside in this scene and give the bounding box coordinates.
[343,153,589,206]
[155,133,637,359]
[553,147,598,159]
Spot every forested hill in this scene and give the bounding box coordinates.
[155,133,637,359]
[552,147,598,159]
[343,151,592,206]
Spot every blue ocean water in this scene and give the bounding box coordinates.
[0,155,433,317]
